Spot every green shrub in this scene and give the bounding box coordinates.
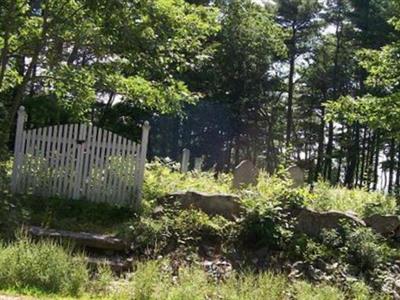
[239,175,308,250]
[308,182,397,217]
[142,158,232,202]
[340,226,398,273]
[0,236,89,295]
[128,208,236,256]
[0,190,27,240]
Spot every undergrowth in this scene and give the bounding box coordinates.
[0,235,88,296]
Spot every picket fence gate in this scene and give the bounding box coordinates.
[11,106,150,208]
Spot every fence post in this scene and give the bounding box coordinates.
[181,148,190,173]
[11,106,27,193]
[134,121,150,209]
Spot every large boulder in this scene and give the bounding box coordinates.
[290,207,366,238]
[160,191,244,220]
[364,214,400,238]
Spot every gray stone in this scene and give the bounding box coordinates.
[161,191,244,220]
[288,165,305,187]
[364,214,400,238]
[290,207,366,238]
[232,160,259,189]
[86,256,133,274]
[27,226,128,251]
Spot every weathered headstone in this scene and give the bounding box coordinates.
[181,148,190,173]
[194,156,204,171]
[232,160,258,189]
[288,165,305,187]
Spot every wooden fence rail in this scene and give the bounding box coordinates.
[11,106,150,208]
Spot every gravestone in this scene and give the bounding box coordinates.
[288,165,305,187]
[194,156,204,171]
[181,148,190,173]
[232,160,258,189]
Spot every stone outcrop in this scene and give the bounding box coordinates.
[290,207,366,238]
[364,214,400,238]
[160,191,244,220]
[27,226,128,251]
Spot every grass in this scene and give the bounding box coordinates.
[306,181,397,217]
[87,260,388,299]
[142,158,233,202]
[0,235,88,296]
[0,235,393,299]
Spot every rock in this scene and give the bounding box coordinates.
[27,226,128,251]
[232,160,259,189]
[86,256,133,274]
[364,214,400,238]
[290,207,366,238]
[203,258,232,281]
[161,191,244,220]
[287,165,305,187]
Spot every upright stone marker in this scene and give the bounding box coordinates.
[181,148,190,173]
[232,160,258,189]
[288,165,305,187]
[194,156,204,171]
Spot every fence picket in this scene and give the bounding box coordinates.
[87,126,98,200]
[66,124,78,199]
[117,137,127,203]
[81,125,93,199]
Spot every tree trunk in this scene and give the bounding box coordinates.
[388,138,395,194]
[373,132,380,190]
[3,9,49,150]
[324,121,334,181]
[357,128,368,187]
[315,106,325,181]
[344,123,360,188]
[286,25,296,147]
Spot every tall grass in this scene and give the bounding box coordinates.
[143,159,233,202]
[98,260,380,300]
[143,161,397,218]
[307,181,397,217]
[0,236,88,296]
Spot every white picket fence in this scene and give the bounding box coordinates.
[11,106,150,207]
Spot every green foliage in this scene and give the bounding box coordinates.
[238,173,309,249]
[307,181,397,217]
[0,190,27,240]
[90,259,379,300]
[128,207,235,256]
[340,226,397,273]
[0,236,88,296]
[21,195,134,234]
[142,158,232,202]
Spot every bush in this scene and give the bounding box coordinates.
[0,190,27,240]
[0,236,89,295]
[239,174,308,250]
[142,158,232,202]
[308,182,397,217]
[128,208,236,256]
[340,226,397,273]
